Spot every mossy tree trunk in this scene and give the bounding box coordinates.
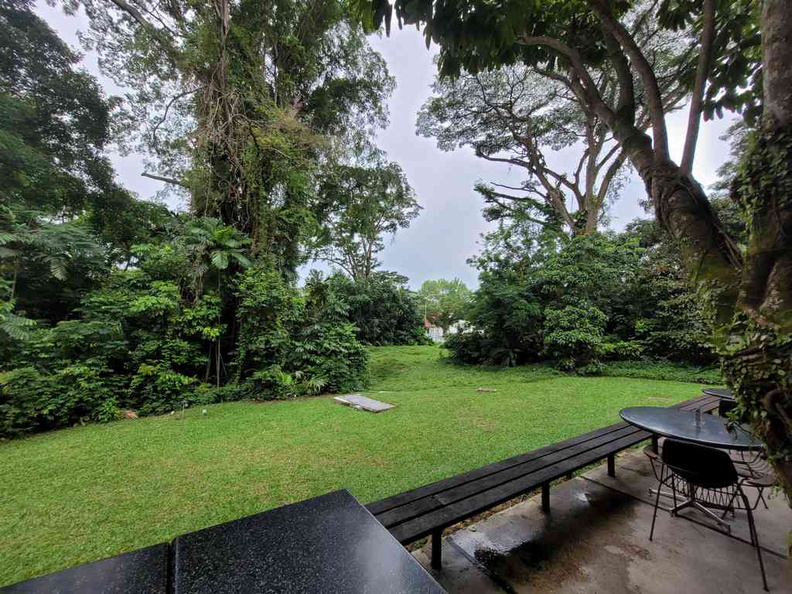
[719,0,792,499]
[647,0,792,500]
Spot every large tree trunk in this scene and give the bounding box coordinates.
[652,0,792,502]
[617,96,792,503]
[720,0,792,501]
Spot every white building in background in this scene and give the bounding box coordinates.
[426,321,468,343]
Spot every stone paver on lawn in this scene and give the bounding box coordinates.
[333,394,395,413]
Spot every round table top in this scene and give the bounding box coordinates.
[701,387,735,400]
[620,406,762,451]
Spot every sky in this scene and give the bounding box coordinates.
[35,3,736,289]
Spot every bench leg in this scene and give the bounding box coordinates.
[542,482,550,512]
[607,454,616,477]
[431,529,443,569]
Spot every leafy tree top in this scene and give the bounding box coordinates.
[0,0,120,215]
[418,277,472,331]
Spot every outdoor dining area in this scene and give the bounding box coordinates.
[416,388,790,594]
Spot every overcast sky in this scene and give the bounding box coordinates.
[36,3,736,289]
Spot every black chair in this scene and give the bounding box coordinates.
[718,397,738,417]
[649,439,768,591]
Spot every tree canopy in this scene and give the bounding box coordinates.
[418,278,472,332]
[415,11,690,236]
[69,0,396,274]
[312,157,420,280]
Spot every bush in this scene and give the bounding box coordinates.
[598,339,644,361]
[326,272,429,346]
[128,363,199,414]
[0,367,53,437]
[0,364,119,436]
[235,266,369,399]
[247,366,297,400]
[542,303,607,371]
[443,331,492,365]
[444,268,543,366]
[448,229,717,372]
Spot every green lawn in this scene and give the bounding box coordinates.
[0,346,714,586]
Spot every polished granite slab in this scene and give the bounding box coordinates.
[172,489,445,593]
[4,490,444,593]
[1,544,168,594]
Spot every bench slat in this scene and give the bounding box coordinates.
[375,424,647,528]
[388,429,657,543]
[368,394,720,545]
[367,421,635,517]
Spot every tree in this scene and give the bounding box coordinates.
[0,0,131,322]
[0,0,121,216]
[68,0,394,275]
[418,278,472,332]
[361,0,792,497]
[622,219,715,365]
[326,271,428,345]
[416,30,688,236]
[313,159,420,280]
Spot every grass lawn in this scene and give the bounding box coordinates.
[0,346,717,586]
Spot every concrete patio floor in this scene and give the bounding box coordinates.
[413,450,791,593]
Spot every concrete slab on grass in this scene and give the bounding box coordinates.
[334,394,395,413]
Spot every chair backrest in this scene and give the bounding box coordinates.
[661,439,738,489]
[718,398,738,417]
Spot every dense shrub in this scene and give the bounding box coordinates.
[1,231,370,437]
[445,268,542,365]
[325,272,429,346]
[624,222,714,364]
[234,266,368,399]
[542,302,606,372]
[0,364,121,437]
[446,229,715,371]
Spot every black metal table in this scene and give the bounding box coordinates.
[620,406,760,451]
[620,406,763,529]
[702,387,735,401]
[3,490,446,594]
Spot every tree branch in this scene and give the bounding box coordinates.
[104,0,180,62]
[680,0,716,174]
[141,172,189,188]
[152,87,204,146]
[588,0,670,161]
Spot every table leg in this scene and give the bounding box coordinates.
[431,529,443,569]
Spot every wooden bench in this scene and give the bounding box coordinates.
[366,394,720,569]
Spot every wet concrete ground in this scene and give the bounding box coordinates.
[413,450,791,593]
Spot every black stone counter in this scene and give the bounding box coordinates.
[172,489,444,593]
[1,544,168,594]
[2,490,445,594]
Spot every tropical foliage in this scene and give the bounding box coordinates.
[0,0,421,437]
[326,272,430,346]
[312,157,421,280]
[447,229,714,371]
[417,278,472,333]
